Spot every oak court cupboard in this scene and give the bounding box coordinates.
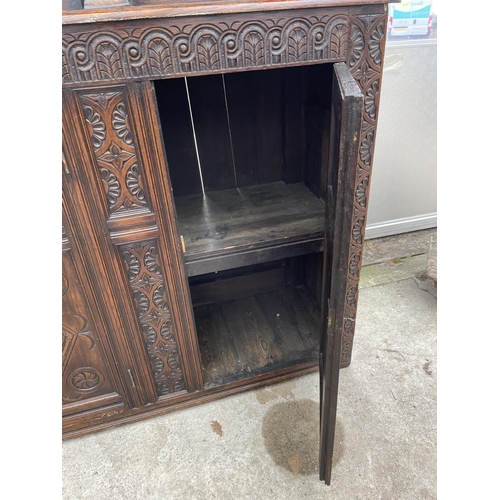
[62,0,392,484]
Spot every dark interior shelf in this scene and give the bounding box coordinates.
[175,181,325,276]
[194,284,320,388]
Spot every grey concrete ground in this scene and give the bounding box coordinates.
[63,229,437,500]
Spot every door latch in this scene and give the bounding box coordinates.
[128,369,136,388]
[62,152,70,174]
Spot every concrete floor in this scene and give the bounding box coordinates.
[62,229,437,499]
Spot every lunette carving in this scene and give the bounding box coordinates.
[121,241,185,396]
[62,13,352,85]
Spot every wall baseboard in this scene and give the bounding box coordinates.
[365,213,437,240]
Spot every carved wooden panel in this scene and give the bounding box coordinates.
[120,240,186,396]
[61,3,390,437]
[339,12,386,367]
[62,248,123,411]
[63,87,163,415]
[77,89,151,217]
[62,10,352,85]
[63,8,386,368]
[65,81,202,405]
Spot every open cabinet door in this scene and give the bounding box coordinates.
[319,62,363,485]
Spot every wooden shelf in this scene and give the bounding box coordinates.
[175,181,325,276]
[194,284,320,388]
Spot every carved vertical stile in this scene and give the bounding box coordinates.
[123,80,205,393]
[120,240,186,396]
[339,9,387,367]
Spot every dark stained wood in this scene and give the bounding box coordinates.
[263,287,319,350]
[195,285,320,387]
[319,62,363,485]
[107,211,159,245]
[84,0,134,9]
[62,1,390,483]
[62,245,127,415]
[63,91,160,410]
[283,67,306,185]
[175,181,325,275]
[125,81,206,393]
[62,393,123,417]
[62,7,357,87]
[154,78,203,197]
[232,69,283,185]
[303,251,324,304]
[185,238,323,277]
[303,64,334,200]
[222,72,260,187]
[291,252,324,308]
[63,81,205,414]
[62,0,390,24]
[195,305,243,383]
[63,361,319,439]
[190,266,285,307]
[186,75,236,192]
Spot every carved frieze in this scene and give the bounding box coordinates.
[62,13,352,85]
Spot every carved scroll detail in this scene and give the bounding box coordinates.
[63,14,352,85]
[121,241,185,396]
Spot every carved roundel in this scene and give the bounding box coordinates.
[67,368,103,393]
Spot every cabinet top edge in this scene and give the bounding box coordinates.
[63,0,394,25]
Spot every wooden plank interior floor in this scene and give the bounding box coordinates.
[175,181,325,263]
[194,284,320,388]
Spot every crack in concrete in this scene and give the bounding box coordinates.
[412,277,437,299]
[376,348,435,360]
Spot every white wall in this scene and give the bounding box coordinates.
[366,38,437,238]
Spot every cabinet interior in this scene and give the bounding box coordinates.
[154,63,334,387]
